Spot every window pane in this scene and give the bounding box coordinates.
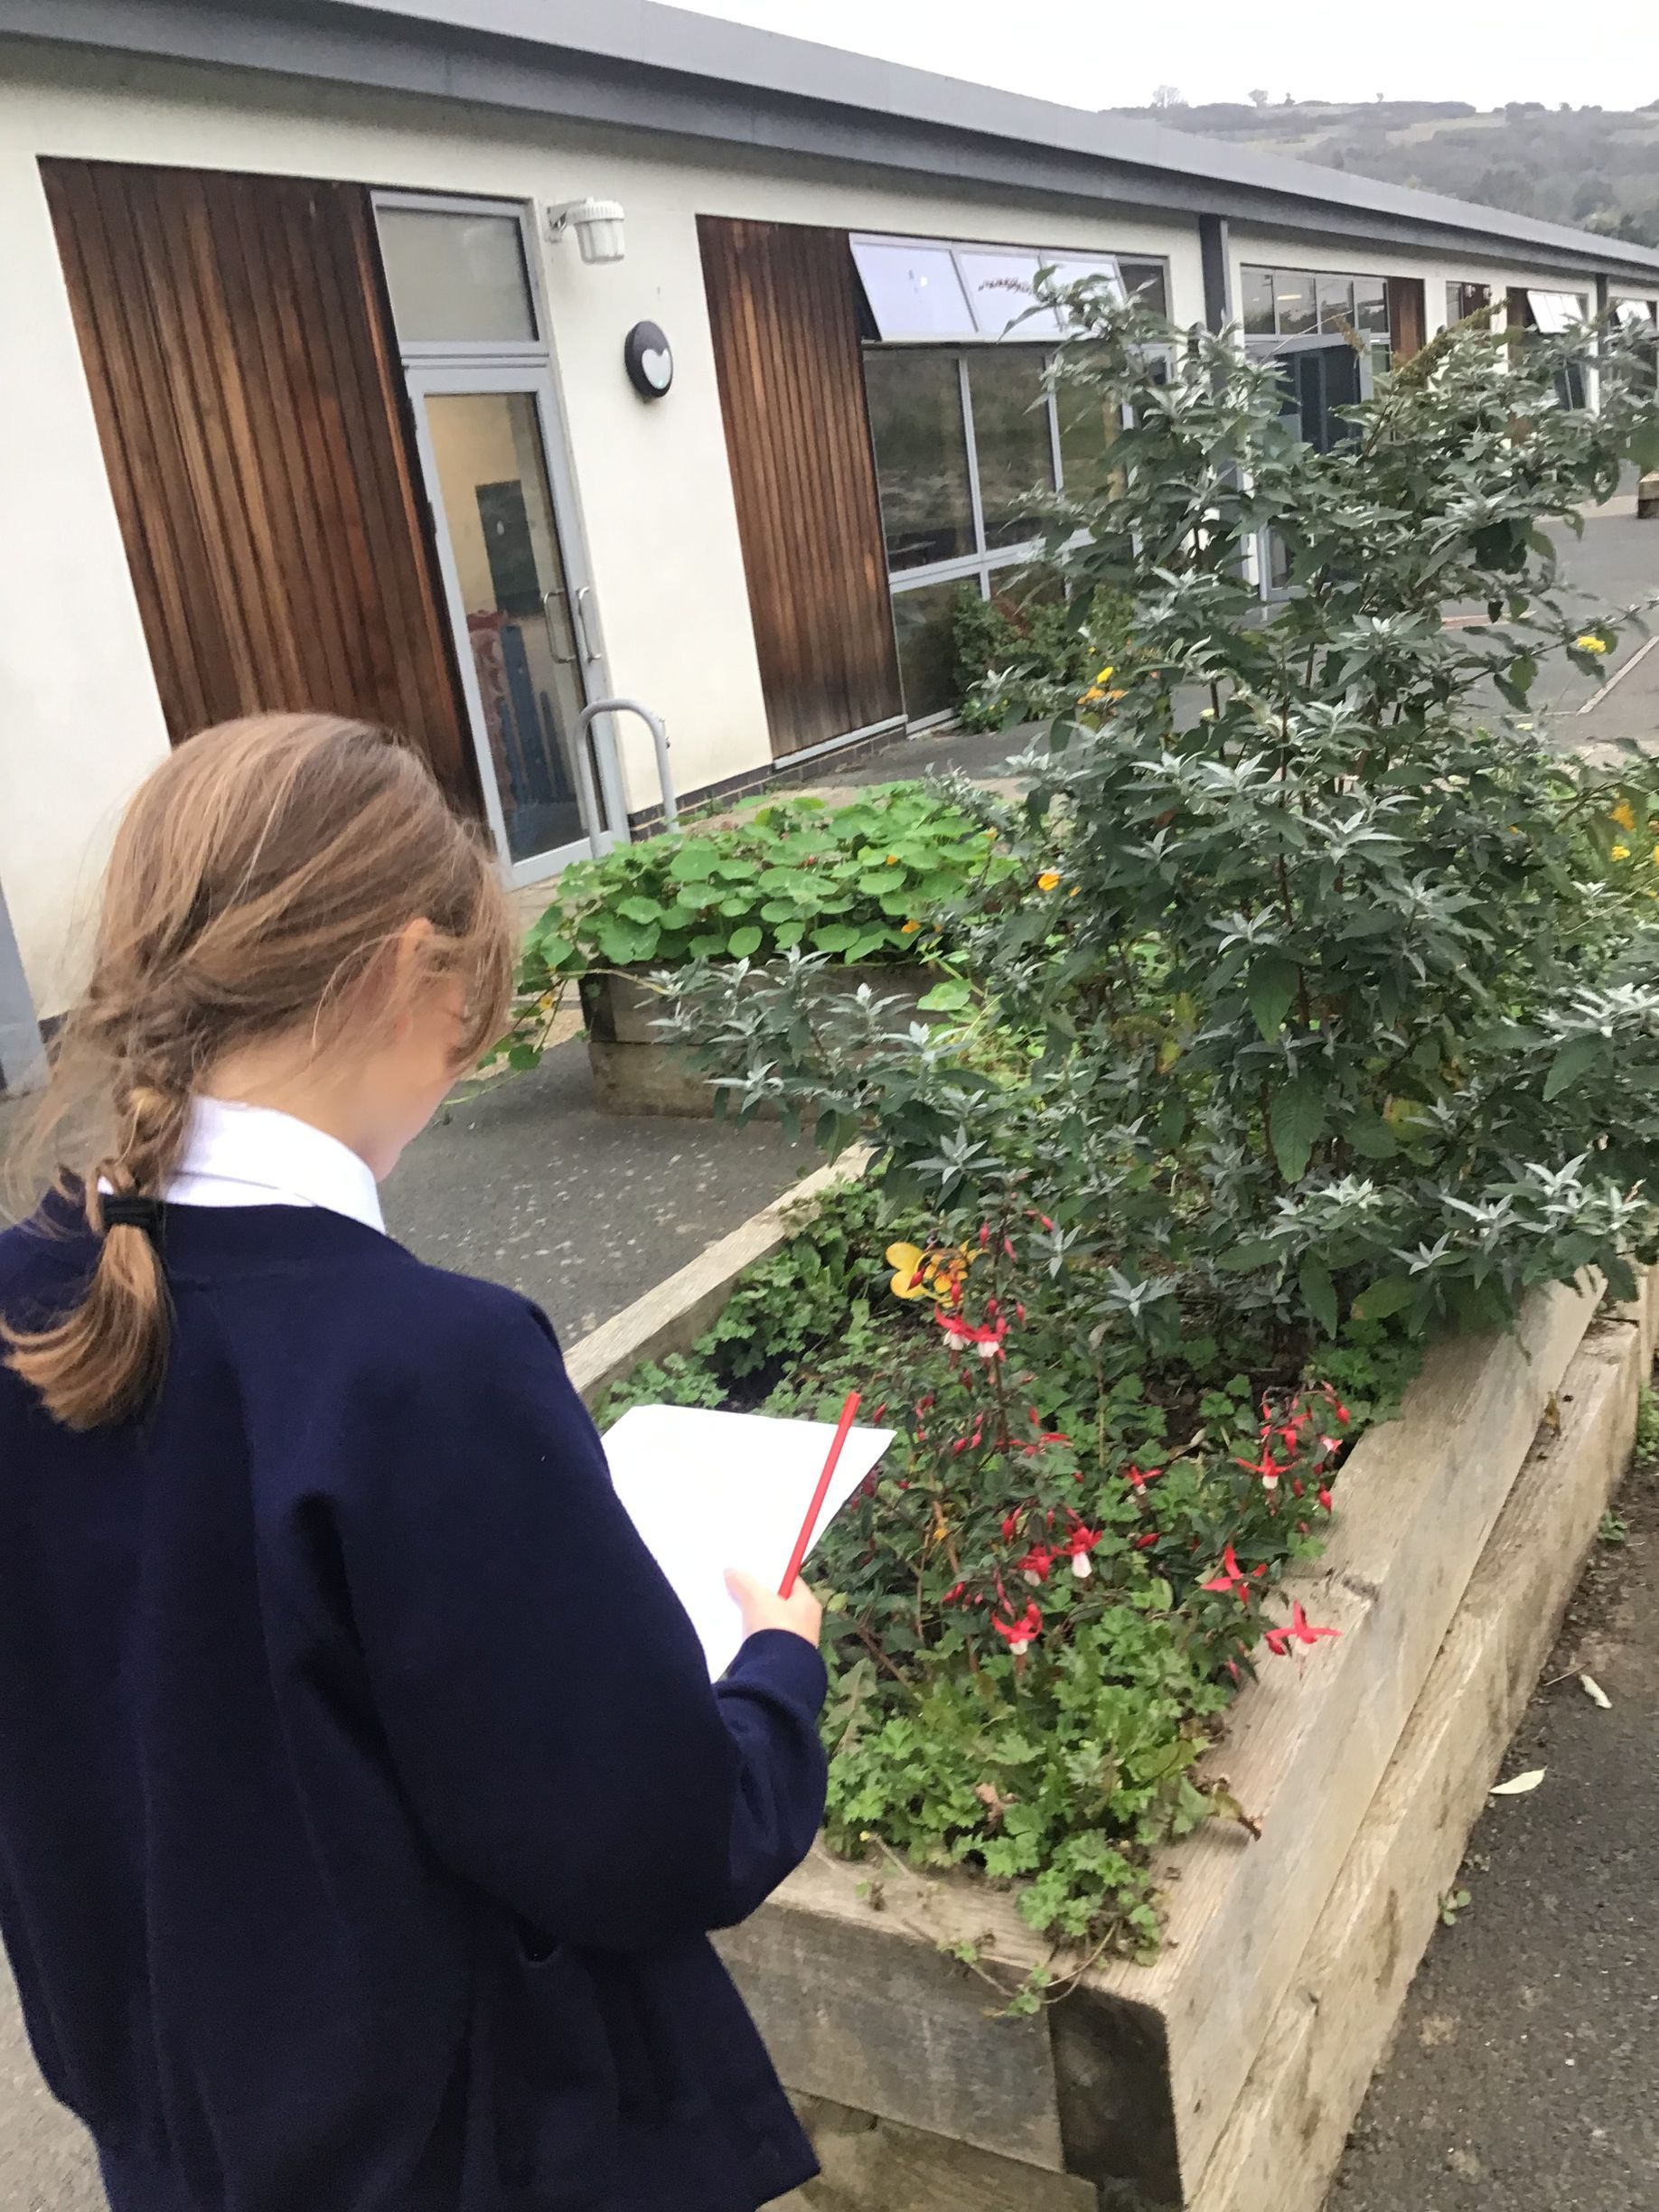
[863,349,976,570]
[892,580,967,719]
[968,349,1056,549]
[960,248,1062,338]
[377,207,536,343]
[1275,271,1317,335]
[1042,256,1125,333]
[1056,343,1117,484]
[1317,276,1355,333]
[1354,280,1389,335]
[1241,266,1276,336]
[852,239,975,339]
[1117,258,1168,316]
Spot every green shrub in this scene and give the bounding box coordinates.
[951,581,1132,731]
[493,782,1011,1073]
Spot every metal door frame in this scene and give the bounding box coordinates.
[404,357,627,884]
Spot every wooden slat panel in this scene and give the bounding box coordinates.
[40,158,477,811]
[698,216,902,757]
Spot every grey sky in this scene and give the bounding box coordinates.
[666,1,1659,114]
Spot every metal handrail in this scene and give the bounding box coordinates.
[575,698,678,847]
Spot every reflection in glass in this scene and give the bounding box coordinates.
[968,349,1055,548]
[1118,259,1169,316]
[1055,344,1117,485]
[852,239,975,339]
[425,391,592,865]
[959,249,1061,338]
[1354,280,1391,334]
[1275,273,1317,334]
[892,580,965,718]
[1317,276,1355,333]
[377,209,537,344]
[1241,267,1276,335]
[863,349,976,570]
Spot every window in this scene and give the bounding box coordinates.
[862,349,977,572]
[1317,276,1354,333]
[1119,258,1169,316]
[852,232,1161,343]
[1527,290,1589,333]
[1241,265,1393,350]
[967,350,1056,547]
[1446,280,1491,324]
[890,580,965,719]
[958,248,1063,339]
[1275,272,1317,335]
[852,238,977,340]
[376,205,538,344]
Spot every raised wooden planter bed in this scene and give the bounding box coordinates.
[568,1212,1654,2212]
[577,967,940,1118]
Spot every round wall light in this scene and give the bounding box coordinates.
[623,321,674,400]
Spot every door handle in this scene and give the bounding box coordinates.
[574,584,601,665]
[541,587,577,666]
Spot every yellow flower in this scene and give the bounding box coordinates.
[1575,633,1610,654]
[1078,686,1105,707]
[1068,886,1081,897]
[885,1241,976,1303]
[885,852,900,865]
[1612,800,1637,831]
[886,1242,932,1300]
[1037,870,1063,891]
[1095,664,1115,684]
[1611,844,1630,862]
[900,918,921,933]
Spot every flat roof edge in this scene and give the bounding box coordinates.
[5,0,1659,285]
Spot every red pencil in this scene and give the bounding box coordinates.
[779,1390,861,1598]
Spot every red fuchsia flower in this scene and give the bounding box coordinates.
[942,1581,966,1606]
[1134,1531,1159,1551]
[1060,1525,1101,1579]
[993,1601,1043,1655]
[1203,1543,1267,1603]
[999,1510,1023,1543]
[934,1309,1009,1361]
[1262,1600,1340,1659]
[1235,1445,1289,1493]
[1017,1544,1055,1586]
[1123,1463,1162,1494]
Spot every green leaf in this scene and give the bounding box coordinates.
[1353,1276,1416,1323]
[916,978,972,1012]
[668,845,717,880]
[812,923,860,953]
[1298,1254,1338,1338]
[1345,1111,1398,1160]
[534,932,578,972]
[1631,418,1659,476]
[615,895,663,926]
[1214,1238,1279,1272]
[506,1042,540,1073]
[1543,1034,1607,1101]
[688,931,727,958]
[1269,1076,1326,1183]
[727,925,763,959]
[1248,954,1300,1041]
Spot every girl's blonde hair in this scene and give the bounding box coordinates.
[3,714,513,1430]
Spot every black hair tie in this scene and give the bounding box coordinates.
[101,1195,164,1240]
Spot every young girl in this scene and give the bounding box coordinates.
[0,714,827,2212]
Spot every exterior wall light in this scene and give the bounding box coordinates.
[546,197,626,265]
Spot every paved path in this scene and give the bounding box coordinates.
[1330,1452,1659,2209]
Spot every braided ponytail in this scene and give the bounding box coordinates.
[4,714,511,1429]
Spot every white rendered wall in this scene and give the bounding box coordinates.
[0,43,1204,1010]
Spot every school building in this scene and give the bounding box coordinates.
[3,0,1658,1075]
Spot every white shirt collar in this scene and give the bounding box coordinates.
[162,1098,385,1233]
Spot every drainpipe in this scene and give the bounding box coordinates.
[0,880,45,1098]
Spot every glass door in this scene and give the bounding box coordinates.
[408,364,623,880]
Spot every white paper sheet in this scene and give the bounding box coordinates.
[603,1403,895,1677]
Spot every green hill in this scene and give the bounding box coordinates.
[1111,98,1659,248]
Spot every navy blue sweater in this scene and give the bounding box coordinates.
[0,1201,826,2212]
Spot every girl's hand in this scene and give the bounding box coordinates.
[724,1569,823,1649]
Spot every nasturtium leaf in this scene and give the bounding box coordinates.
[726,925,763,959]
[917,977,973,1012]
